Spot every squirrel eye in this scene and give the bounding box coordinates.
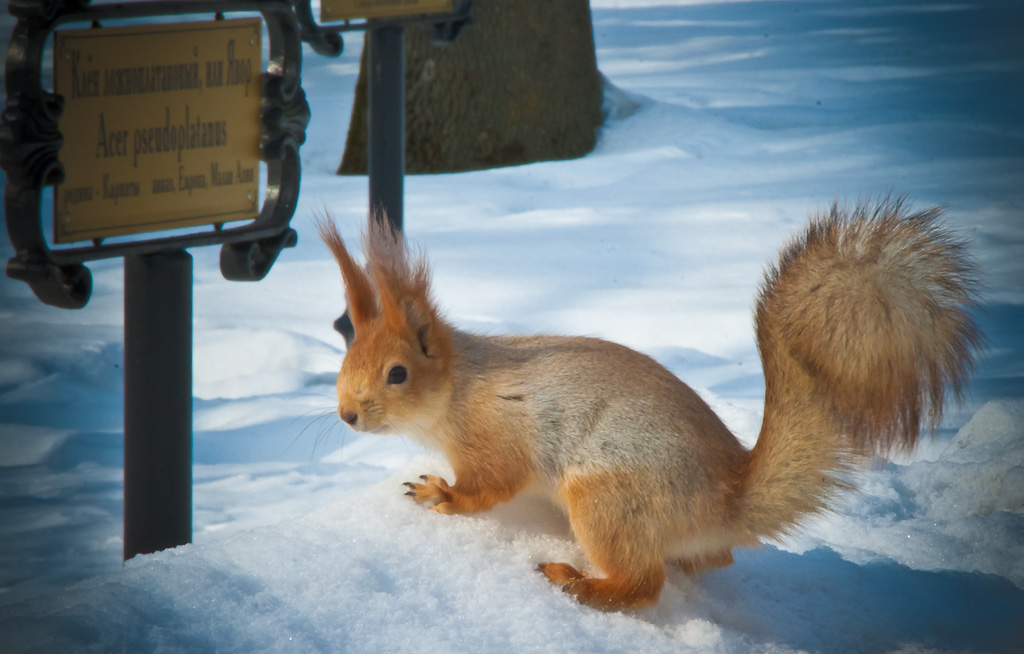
[387,365,408,385]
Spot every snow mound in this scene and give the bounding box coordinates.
[3,422,1023,654]
[0,424,73,467]
[913,398,1024,518]
[795,400,1024,590]
[193,328,339,401]
[940,399,1024,466]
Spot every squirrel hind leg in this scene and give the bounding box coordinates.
[538,561,663,611]
[539,471,666,610]
[676,549,734,576]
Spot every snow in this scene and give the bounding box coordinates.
[2,0,1023,651]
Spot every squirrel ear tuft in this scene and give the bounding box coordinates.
[316,216,379,326]
[373,265,407,336]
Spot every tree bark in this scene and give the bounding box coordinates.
[339,0,603,175]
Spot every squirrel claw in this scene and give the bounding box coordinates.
[403,474,453,506]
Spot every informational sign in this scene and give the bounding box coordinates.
[321,0,453,22]
[53,19,262,244]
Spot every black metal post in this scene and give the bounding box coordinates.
[123,251,193,560]
[367,23,405,232]
[335,23,406,346]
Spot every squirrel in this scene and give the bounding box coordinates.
[317,199,981,610]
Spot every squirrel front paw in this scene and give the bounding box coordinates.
[403,475,453,510]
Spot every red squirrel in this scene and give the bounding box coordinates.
[317,199,981,610]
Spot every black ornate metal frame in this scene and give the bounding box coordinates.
[1,0,470,309]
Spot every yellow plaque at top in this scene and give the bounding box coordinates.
[321,0,453,22]
[53,19,262,244]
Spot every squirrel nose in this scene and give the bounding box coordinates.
[340,410,358,427]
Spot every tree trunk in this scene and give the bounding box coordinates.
[339,0,603,175]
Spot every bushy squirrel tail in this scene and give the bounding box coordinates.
[735,199,983,542]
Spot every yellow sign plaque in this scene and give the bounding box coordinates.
[53,19,262,244]
[321,0,453,22]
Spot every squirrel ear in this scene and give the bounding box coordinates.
[410,302,436,358]
[405,295,450,361]
[417,324,431,358]
[373,267,438,358]
[316,217,378,326]
[372,268,430,357]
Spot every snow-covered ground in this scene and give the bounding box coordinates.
[2,0,1022,651]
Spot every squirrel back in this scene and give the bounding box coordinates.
[318,200,981,610]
